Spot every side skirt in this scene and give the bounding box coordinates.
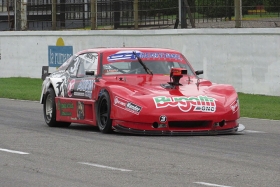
[55,97,97,126]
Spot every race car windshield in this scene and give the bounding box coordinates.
[103,60,195,76]
[132,51,153,75]
[103,50,196,76]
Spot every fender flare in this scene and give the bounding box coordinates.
[40,77,65,103]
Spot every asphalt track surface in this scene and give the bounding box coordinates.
[0,98,279,187]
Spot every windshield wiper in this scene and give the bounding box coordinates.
[132,51,153,75]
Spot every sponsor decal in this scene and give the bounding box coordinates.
[67,79,75,97]
[77,79,94,92]
[159,115,167,123]
[54,73,70,97]
[230,99,239,113]
[74,92,85,97]
[57,99,74,116]
[77,101,85,120]
[56,81,64,96]
[107,51,141,61]
[153,95,216,113]
[107,51,182,62]
[114,96,142,115]
[61,111,72,116]
[85,91,92,99]
[139,52,182,61]
[104,69,119,73]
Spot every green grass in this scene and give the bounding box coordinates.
[0,77,280,120]
[0,77,42,101]
[238,92,280,120]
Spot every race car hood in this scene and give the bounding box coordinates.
[102,74,239,116]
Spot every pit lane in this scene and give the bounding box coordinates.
[0,98,279,187]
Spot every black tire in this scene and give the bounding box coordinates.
[43,87,71,127]
[97,91,112,133]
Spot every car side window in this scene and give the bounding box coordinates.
[83,53,98,72]
[76,53,98,77]
[67,52,98,78]
[58,55,76,71]
[67,57,80,77]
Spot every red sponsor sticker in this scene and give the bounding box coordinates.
[114,96,142,115]
[230,99,239,113]
[67,79,75,97]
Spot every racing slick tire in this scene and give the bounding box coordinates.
[43,87,71,127]
[97,91,113,133]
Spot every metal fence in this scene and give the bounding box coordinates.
[0,0,279,31]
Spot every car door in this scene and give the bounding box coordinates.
[66,52,98,100]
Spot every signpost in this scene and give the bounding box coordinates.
[48,38,73,68]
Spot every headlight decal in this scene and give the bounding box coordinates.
[230,98,239,113]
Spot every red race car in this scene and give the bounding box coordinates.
[40,47,244,135]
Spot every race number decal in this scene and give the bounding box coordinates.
[159,115,167,122]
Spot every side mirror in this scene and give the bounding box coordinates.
[195,70,203,75]
[86,70,95,76]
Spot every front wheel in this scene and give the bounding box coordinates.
[96,91,112,133]
[43,87,71,127]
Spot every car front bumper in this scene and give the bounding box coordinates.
[113,123,244,135]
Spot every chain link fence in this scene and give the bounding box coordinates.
[0,0,279,31]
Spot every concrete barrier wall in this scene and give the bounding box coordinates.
[0,29,279,96]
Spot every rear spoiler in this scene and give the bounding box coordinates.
[41,66,50,80]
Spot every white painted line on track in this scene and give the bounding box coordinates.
[244,130,266,133]
[78,162,132,172]
[193,182,233,187]
[0,148,29,155]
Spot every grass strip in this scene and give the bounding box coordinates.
[0,77,42,101]
[238,92,280,120]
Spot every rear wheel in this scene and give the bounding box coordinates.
[97,91,112,133]
[43,87,71,127]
